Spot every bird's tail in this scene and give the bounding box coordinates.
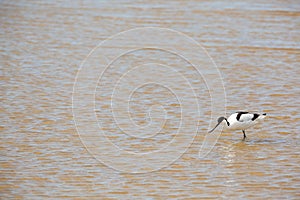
[258,113,267,120]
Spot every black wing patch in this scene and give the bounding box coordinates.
[251,113,259,121]
[236,112,249,121]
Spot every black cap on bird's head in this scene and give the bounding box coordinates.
[218,116,226,123]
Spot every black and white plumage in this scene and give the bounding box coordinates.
[209,112,267,140]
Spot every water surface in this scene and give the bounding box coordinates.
[1,0,300,199]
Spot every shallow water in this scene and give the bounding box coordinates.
[1,0,300,199]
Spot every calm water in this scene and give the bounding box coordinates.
[1,0,300,199]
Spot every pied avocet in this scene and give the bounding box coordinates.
[209,112,267,140]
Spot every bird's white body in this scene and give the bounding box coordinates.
[224,112,266,131]
[209,112,267,139]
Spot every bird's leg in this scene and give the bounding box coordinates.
[242,130,246,140]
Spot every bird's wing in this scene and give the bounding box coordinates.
[237,113,254,122]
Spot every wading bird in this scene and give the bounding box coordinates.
[209,112,267,140]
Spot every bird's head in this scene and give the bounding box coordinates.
[218,116,226,123]
[209,116,227,133]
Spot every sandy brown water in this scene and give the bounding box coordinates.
[1,0,300,199]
